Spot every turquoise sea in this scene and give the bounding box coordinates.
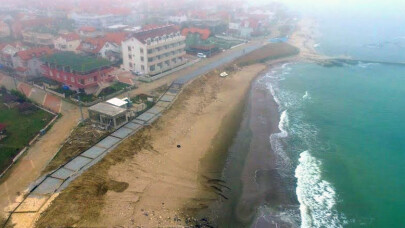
[211,3,405,228]
[265,7,405,228]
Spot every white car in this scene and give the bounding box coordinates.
[197,53,207,58]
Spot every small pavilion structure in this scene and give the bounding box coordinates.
[88,102,128,129]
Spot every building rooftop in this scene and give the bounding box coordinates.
[106,98,128,107]
[130,25,180,44]
[60,32,80,41]
[182,27,211,40]
[41,52,112,74]
[16,47,53,61]
[88,102,127,116]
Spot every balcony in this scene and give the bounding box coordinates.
[148,43,186,57]
[147,36,186,49]
[148,51,186,66]
[149,59,187,76]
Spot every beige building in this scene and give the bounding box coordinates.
[121,25,186,76]
[53,33,81,52]
[0,21,11,38]
[22,31,55,46]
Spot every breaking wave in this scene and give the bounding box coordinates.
[295,151,347,228]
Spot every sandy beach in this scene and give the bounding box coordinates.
[34,63,267,227]
[289,18,320,59]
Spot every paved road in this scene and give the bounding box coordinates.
[175,44,261,84]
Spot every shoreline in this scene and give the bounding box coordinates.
[203,60,300,228]
[34,63,269,227]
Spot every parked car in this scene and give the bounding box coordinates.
[197,53,207,58]
[131,70,143,76]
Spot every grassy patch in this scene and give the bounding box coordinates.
[235,43,299,66]
[0,94,54,173]
[98,82,128,98]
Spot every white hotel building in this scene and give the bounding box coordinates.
[121,25,186,76]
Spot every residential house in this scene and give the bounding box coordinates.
[0,20,11,38]
[0,42,26,69]
[78,26,101,38]
[41,52,114,93]
[71,11,128,29]
[76,37,106,56]
[77,33,127,62]
[11,17,54,39]
[181,27,211,40]
[53,32,81,52]
[99,33,127,62]
[121,25,186,76]
[22,30,55,46]
[168,15,188,24]
[182,27,219,56]
[12,46,53,78]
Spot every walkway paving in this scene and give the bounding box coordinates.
[3,42,263,227]
[5,82,184,227]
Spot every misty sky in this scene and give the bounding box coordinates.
[257,0,405,19]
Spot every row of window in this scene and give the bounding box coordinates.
[149,57,183,71]
[145,32,182,45]
[127,41,184,54]
[128,48,184,62]
[148,49,185,62]
[128,56,184,72]
[48,70,105,85]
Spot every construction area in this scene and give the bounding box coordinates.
[3,82,185,227]
[2,38,274,227]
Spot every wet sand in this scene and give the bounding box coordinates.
[206,63,299,228]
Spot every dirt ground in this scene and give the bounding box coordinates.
[34,63,267,227]
[41,121,109,174]
[0,101,82,220]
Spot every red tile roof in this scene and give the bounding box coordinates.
[77,38,106,54]
[79,26,96,33]
[16,47,53,61]
[142,24,161,30]
[104,32,127,44]
[181,27,211,40]
[15,66,27,72]
[60,32,80,41]
[130,25,180,44]
[77,33,127,53]
[0,123,6,131]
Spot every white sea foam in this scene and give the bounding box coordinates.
[313,43,320,48]
[357,62,379,69]
[295,151,346,228]
[279,110,289,137]
[281,63,290,69]
[269,109,292,172]
[302,91,310,100]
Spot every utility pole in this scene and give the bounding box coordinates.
[11,71,18,89]
[78,95,84,122]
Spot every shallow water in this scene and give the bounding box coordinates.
[211,3,405,227]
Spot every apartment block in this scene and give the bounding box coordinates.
[122,25,186,76]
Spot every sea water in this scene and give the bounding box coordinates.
[263,9,405,228]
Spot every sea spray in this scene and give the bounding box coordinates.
[295,151,346,228]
